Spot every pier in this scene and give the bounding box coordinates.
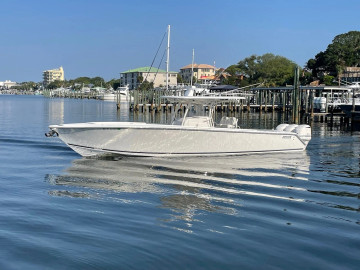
[38,78,359,126]
[127,84,357,124]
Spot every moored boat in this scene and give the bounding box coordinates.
[97,85,129,101]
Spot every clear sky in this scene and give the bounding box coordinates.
[1,0,359,82]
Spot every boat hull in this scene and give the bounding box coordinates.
[50,123,308,157]
[98,94,128,101]
[338,104,360,117]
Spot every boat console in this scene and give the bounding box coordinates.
[218,117,238,128]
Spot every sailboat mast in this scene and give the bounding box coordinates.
[190,48,194,86]
[166,25,170,91]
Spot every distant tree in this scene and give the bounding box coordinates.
[11,81,40,91]
[47,80,63,89]
[65,76,106,88]
[299,70,313,85]
[225,64,242,76]
[138,80,154,91]
[192,76,197,84]
[306,31,360,79]
[137,75,144,84]
[106,78,120,90]
[73,77,92,85]
[236,55,258,81]
[26,81,39,90]
[90,77,105,87]
[223,65,244,86]
[323,75,336,85]
[222,74,244,86]
[215,68,225,76]
[226,53,297,87]
[177,74,184,84]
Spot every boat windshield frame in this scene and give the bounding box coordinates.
[162,96,245,127]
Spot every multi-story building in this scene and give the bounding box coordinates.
[179,64,216,84]
[0,80,17,89]
[43,66,65,86]
[120,67,177,89]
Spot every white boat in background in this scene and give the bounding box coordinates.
[97,85,129,101]
[97,92,116,100]
[46,96,311,157]
[331,82,360,115]
[337,98,360,116]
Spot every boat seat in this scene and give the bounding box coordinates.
[219,117,238,128]
[172,117,212,127]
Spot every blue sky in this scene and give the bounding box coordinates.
[1,0,359,82]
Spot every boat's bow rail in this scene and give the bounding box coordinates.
[49,122,148,129]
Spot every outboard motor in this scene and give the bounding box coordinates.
[275,124,312,146]
[313,97,326,112]
[283,124,298,132]
[319,97,326,112]
[275,124,289,131]
[294,125,312,145]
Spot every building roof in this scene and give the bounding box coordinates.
[199,75,220,81]
[122,67,177,73]
[180,64,215,70]
[43,66,63,73]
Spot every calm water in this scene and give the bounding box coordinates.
[0,95,359,270]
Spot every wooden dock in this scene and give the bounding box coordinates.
[41,77,359,125]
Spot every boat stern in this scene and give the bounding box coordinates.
[276,124,312,147]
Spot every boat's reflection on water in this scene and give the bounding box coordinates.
[45,152,310,228]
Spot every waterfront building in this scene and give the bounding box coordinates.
[180,64,216,84]
[120,67,177,89]
[43,66,65,86]
[0,80,17,89]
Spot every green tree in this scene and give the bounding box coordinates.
[227,53,297,87]
[225,64,242,76]
[138,80,154,91]
[323,75,336,85]
[106,78,120,89]
[90,77,105,87]
[73,77,91,85]
[299,70,313,85]
[11,81,40,90]
[65,76,106,88]
[306,31,360,78]
[47,80,63,89]
[137,75,144,83]
[177,74,184,84]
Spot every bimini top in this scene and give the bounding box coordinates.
[162,96,245,105]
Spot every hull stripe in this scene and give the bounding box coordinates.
[68,143,304,156]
